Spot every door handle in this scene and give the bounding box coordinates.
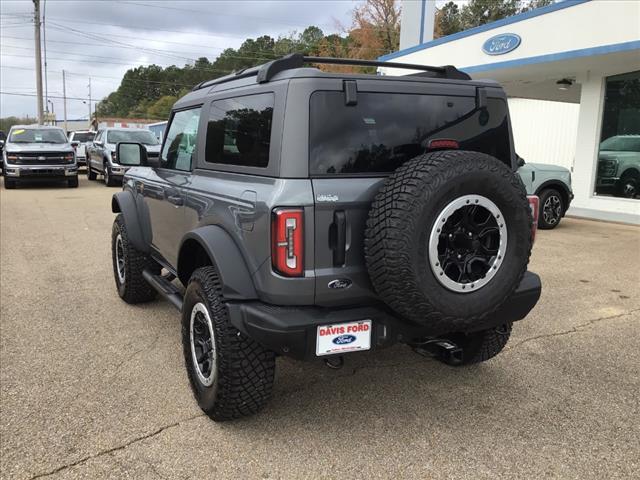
[330,210,346,266]
[166,194,183,206]
[164,189,183,206]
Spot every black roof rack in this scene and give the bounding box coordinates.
[191,53,470,91]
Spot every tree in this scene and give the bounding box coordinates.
[435,0,555,38]
[147,96,178,120]
[435,2,462,38]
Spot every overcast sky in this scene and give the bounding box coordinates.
[0,0,358,119]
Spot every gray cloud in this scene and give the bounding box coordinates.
[1,0,355,119]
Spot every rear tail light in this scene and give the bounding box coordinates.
[527,195,539,243]
[428,139,459,150]
[271,208,304,277]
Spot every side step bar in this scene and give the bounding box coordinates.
[142,270,183,311]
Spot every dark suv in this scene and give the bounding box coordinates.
[110,55,541,421]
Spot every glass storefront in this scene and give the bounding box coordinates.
[594,70,640,200]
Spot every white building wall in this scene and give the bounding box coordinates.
[508,98,579,170]
[383,1,640,75]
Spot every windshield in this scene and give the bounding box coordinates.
[9,128,67,144]
[107,130,159,145]
[71,132,95,142]
[600,136,640,152]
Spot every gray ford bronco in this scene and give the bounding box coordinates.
[110,55,542,421]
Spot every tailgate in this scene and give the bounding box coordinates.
[312,177,385,306]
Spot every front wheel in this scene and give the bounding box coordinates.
[4,178,17,189]
[617,172,639,199]
[111,214,159,303]
[104,163,117,187]
[87,165,97,180]
[182,266,275,421]
[67,176,79,188]
[538,188,564,229]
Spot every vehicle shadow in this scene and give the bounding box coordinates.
[220,345,529,440]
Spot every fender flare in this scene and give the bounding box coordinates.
[111,191,151,253]
[535,180,572,212]
[178,225,258,300]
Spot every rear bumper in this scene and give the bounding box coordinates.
[228,271,542,360]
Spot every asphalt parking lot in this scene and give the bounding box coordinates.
[1,176,639,479]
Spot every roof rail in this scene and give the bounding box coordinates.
[191,53,470,91]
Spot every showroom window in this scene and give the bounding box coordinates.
[594,70,640,200]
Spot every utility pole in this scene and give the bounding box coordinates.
[33,0,45,124]
[62,70,68,133]
[88,77,92,129]
[43,0,48,113]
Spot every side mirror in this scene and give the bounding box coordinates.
[516,155,526,168]
[94,140,103,147]
[116,142,147,166]
[71,141,80,147]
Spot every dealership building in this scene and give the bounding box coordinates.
[382,0,640,224]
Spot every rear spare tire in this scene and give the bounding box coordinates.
[365,150,532,333]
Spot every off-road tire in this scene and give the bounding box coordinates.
[365,150,532,334]
[87,165,97,180]
[67,176,79,188]
[182,266,275,421]
[4,178,17,189]
[111,214,159,303]
[537,188,563,230]
[443,323,512,365]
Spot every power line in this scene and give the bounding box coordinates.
[1,91,101,102]
[113,0,333,29]
[1,53,235,78]
[45,15,252,41]
[1,38,280,64]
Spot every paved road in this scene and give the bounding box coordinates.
[1,177,639,479]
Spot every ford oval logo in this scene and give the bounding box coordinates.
[482,33,521,55]
[333,334,356,345]
[328,278,352,290]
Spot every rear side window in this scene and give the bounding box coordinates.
[309,92,511,175]
[205,93,274,168]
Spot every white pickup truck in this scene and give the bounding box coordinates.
[68,130,96,167]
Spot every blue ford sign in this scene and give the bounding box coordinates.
[482,33,521,55]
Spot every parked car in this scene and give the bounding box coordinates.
[517,156,573,229]
[86,127,160,186]
[147,121,167,142]
[596,135,640,199]
[68,130,95,167]
[110,54,541,421]
[0,130,5,175]
[2,125,78,188]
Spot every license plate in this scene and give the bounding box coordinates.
[316,320,372,356]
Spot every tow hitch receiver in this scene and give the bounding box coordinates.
[412,339,464,366]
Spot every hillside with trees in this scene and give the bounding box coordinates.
[95,0,553,120]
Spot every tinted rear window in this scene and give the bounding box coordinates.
[309,92,511,175]
[71,132,95,142]
[205,93,274,168]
